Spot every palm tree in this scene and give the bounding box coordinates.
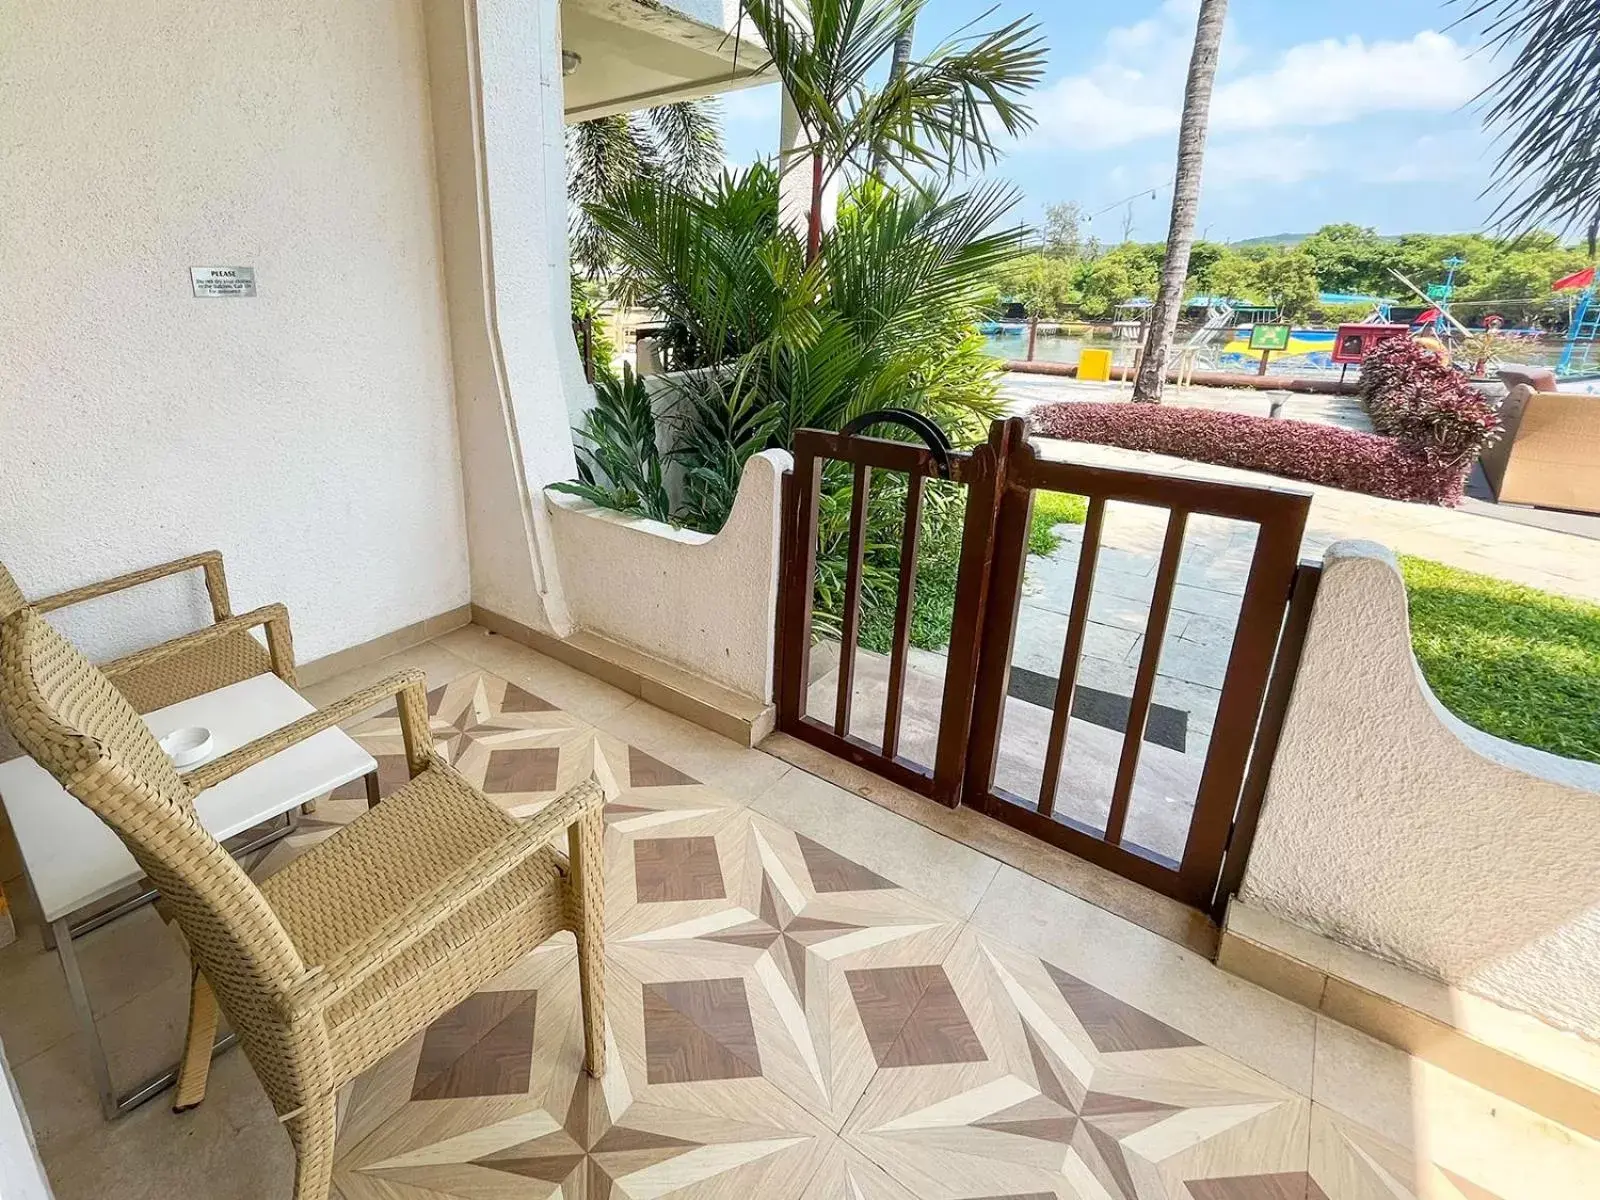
[1133,0,1229,404]
[590,165,1026,439]
[566,100,723,278]
[1456,1,1600,247]
[870,4,918,176]
[737,0,1046,263]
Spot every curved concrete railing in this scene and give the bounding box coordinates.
[1241,540,1600,1039]
[543,449,792,701]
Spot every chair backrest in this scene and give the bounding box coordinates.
[0,608,310,1080]
[0,560,24,621]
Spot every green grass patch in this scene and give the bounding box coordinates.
[1400,556,1600,764]
[1027,491,1089,556]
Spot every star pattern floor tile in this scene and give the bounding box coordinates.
[607,805,965,1129]
[342,672,600,818]
[294,670,1566,1200]
[841,930,1310,1199]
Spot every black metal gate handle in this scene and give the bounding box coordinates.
[840,408,955,479]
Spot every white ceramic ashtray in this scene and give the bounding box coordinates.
[159,726,214,770]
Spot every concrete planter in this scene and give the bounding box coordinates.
[543,448,792,701]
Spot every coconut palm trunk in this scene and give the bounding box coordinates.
[1133,0,1228,403]
[870,9,917,179]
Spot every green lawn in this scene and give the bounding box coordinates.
[1399,557,1600,764]
[1028,490,1089,555]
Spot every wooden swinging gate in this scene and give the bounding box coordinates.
[775,415,1319,916]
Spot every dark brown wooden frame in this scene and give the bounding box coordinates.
[775,416,1314,911]
[776,427,985,801]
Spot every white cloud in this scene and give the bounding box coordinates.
[1179,129,1488,194]
[1204,135,1328,186]
[1019,7,1490,154]
[1211,32,1486,132]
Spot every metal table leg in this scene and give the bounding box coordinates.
[53,918,118,1122]
[53,917,240,1120]
[47,811,299,1120]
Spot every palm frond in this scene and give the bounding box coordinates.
[566,115,654,277]
[567,100,726,277]
[648,100,726,190]
[588,163,784,366]
[666,371,783,533]
[554,364,671,521]
[737,0,1045,188]
[1454,0,1600,242]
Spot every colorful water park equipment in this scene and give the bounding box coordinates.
[1218,327,1339,371]
[1554,266,1597,376]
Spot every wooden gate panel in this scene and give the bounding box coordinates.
[775,416,1313,912]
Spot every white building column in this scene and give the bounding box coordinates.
[422,0,588,635]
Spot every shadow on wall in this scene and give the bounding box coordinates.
[1240,540,1600,1041]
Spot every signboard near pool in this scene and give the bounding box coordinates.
[1247,324,1292,351]
[1332,323,1410,365]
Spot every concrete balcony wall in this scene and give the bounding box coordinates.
[543,450,791,701]
[0,0,469,663]
[1241,541,1600,1041]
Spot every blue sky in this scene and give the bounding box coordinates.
[719,0,1506,242]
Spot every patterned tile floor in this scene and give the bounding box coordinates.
[1,637,1593,1199]
[287,670,1582,1200]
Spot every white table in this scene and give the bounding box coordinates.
[0,674,377,1119]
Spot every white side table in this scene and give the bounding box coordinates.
[0,674,377,1119]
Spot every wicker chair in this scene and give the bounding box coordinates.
[0,607,608,1200]
[0,551,295,725]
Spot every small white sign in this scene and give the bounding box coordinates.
[190,266,256,298]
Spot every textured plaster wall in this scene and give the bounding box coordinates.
[422,0,586,636]
[1241,541,1600,1039]
[0,0,468,663]
[544,451,791,700]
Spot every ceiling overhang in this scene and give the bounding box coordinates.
[562,0,770,123]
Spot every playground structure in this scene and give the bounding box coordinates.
[1555,266,1598,376]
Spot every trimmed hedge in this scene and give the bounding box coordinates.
[1358,338,1501,470]
[1029,402,1471,504]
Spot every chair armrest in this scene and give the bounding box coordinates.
[184,668,430,794]
[274,776,607,1023]
[33,551,233,621]
[101,603,297,688]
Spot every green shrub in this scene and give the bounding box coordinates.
[551,364,670,521]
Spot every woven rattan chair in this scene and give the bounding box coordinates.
[0,551,295,723]
[0,607,608,1200]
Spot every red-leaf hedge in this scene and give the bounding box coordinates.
[1357,338,1501,470]
[1029,402,1471,505]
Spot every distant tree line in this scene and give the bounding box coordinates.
[992,213,1593,328]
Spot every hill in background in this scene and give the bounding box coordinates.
[1233,231,1405,248]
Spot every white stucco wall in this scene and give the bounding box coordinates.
[1241,541,1600,1039]
[0,0,468,663]
[423,0,587,637]
[543,450,791,700]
